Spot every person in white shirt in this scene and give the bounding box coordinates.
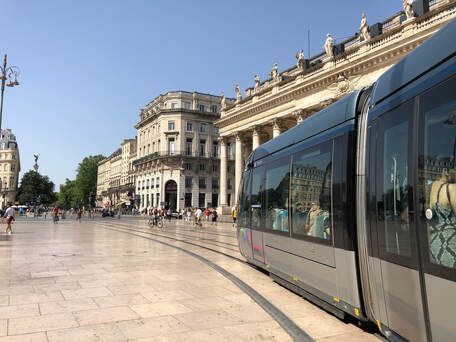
[4,204,15,235]
[195,208,203,227]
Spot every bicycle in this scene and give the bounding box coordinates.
[148,215,164,229]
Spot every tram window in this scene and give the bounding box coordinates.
[419,76,456,270]
[378,102,413,258]
[290,143,332,240]
[264,158,290,233]
[238,171,251,227]
[251,166,264,230]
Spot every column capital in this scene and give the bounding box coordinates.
[218,136,227,145]
[272,118,284,130]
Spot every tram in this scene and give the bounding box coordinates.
[236,19,456,341]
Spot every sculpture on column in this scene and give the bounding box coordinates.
[33,154,40,172]
[359,13,371,41]
[220,92,226,110]
[296,49,305,70]
[403,0,415,19]
[270,63,280,82]
[192,91,198,109]
[253,74,260,91]
[324,34,334,59]
[235,84,242,103]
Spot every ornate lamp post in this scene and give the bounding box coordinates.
[0,54,20,133]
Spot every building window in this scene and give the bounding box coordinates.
[198,104,205,112]
[168,121,175,131]
[213,126,219,134]
[168,138,175,155]
[146,179,149,189]
[185,138,193,156]
[171,102,177,109]
[210,105,218,113]
[185,163,192,170]
[11,153,15,160]
[227,178,232,190]
[200,123,207,133]
[212,164,218,172]
[185,177,192,188]
[227,165,232,173]
[199,139,206,157]
[156,178,160,187]
[186,122,193,132]
[212,178,219,189]
[212,141,218,158]
[199,163,206,171]
[183,101,191,110]
[199,177,206,189]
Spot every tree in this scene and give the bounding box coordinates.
[56,178,76,209]
[73,155,104,207]
[17,171,56,205]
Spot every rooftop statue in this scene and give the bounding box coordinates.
[235,84,242,103]
[324,34,334,58]
[221,92,226,109]
[296,49,305,70]
[254,74,260,90]
[270,63,280,82]
[359,13,371,41]
[403,0,415,19]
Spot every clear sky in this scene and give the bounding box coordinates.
[2,0,399,189]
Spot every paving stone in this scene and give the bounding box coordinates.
[116,316,190,340]
[39,297,98,314]
[0,332,48,342]
[93,294,150,308]
[130,301,193,318]
[0,320,6,337]
[9,292,64,306]
[73,306,140,326]
[8,312,78,335]
[0,297,8,306]
[0,304,39,319]
[61,287,113,300]
[47,322,127,342]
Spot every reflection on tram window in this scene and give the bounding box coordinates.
[420,76,456,270]
[290,143,332,240]
[251,166,264,230]
[238,171,251,227]
[264,158,290,233]
[379,106,412,258]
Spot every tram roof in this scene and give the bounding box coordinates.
[252,90,361,162]
[372,18,456,106]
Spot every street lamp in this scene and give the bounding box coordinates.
[0,54,21,133]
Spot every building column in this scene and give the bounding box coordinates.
[252,127,260,150]
[234,132,243,205]
[272,119,282,138]
[219,137,228,212]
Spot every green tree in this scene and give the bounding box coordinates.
[56,178,76,209]
[73,155,104,207]
[17,171,56,205]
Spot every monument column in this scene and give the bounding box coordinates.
[252,127,260,150]
[234,132,243,204]
[272,119,282,138]
[219,137,228,212]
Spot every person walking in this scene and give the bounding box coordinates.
[195,207,203,228]
[232,207,237,227]
[211,208,218,226]
[4,203,15,234]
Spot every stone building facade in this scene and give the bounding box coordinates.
[97,138,136,209]
[133,91,235,212]
[0,129,20,208]
[216,0,456,212]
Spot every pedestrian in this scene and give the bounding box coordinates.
[167,208,172,221]
[204,208,210,221]
[76,208,82,222]
[211,208,218,226]
[232,207,237,227]
[195,207,203,228]
[3,203,15,234]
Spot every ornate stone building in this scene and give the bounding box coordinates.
[133,91,235,212]
[216,0,456,212]
[0,129,20,208]
[97,138,136,209]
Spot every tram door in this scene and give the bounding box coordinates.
[416,76,456,342]
[373,100,427,341]
[372,76,456,341]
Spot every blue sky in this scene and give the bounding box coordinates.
[2,0,399,189]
